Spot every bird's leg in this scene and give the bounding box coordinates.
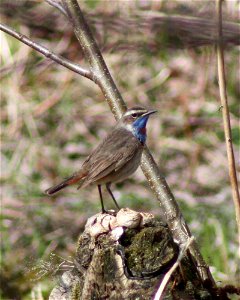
[106,183,120,210]
[98,185,106,213]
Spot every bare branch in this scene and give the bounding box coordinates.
[0,0,217,287]
[62,0,215,286]
[45,0,68,17]
[62,0,127,119]
[216,0,240,245]
[0,23,97,83]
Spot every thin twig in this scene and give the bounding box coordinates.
[154,237,195,300]
[62,0,215,286]
[62,0,127,119]
[0,23,97,83]
[0,1,216,287]
[45,0,67,17]
[216,0,240,248]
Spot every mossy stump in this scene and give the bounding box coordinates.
[49,208,213,300]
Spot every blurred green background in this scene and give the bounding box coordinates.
[1,0,239,299]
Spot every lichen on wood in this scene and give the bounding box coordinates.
[49,208,215,299]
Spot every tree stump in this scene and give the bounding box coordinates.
[49,208,214,300]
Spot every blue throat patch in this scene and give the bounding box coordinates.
[132,115,149,143]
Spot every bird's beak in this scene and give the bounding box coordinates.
[143,109,157,117]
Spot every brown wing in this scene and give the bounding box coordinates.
[81,127,141,186]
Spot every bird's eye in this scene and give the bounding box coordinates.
[132,113,138,118]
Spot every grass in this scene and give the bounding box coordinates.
[1,0,239,298]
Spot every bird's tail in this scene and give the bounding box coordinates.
[45,174,83,195]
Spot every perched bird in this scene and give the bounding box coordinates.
[45,106,156,212]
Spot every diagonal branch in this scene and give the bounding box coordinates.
[216,0,240,245]
[62,0,215,286]
[0,0,217,287]
[62,0,127,119]
[0,23,96,83]
[45,0,67,17]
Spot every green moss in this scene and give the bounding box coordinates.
[123,227,178,276]
[71,281,81,300]
[103,248,118,282]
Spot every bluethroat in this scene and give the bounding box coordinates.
[45,106,156,212]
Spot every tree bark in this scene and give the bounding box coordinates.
[49,209,215,300]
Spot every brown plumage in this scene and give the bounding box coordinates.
[45,128,142,190]
[45,107,156,212]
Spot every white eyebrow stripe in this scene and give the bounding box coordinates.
[124,110,147,117]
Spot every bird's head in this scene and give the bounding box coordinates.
[119,106,157,143]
